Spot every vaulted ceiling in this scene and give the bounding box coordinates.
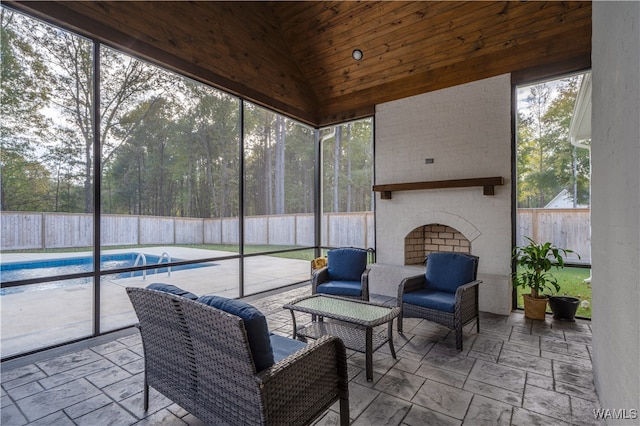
[10,1,592,126]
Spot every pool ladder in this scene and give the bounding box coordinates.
[131,252,171,280]
[157,252,172,277]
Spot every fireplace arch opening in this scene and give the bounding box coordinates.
[404,224,471,265]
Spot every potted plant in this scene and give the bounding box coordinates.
[512,237,576,320]
[548,294,581,322]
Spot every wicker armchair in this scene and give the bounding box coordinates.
[312,247,370,301]
[127,287,350,425]
[397,252,481,351]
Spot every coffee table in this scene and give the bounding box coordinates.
[283,294,401,381]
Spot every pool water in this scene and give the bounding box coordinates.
[0,253,213,295]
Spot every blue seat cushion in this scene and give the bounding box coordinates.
[197,295,274,372]
[327,248,367,282]
[270,334,307,363]
[317,280,363,297]
[146,283,198,300]
[426,252,477,293]
[403,289,456,313]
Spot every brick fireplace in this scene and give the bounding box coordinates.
[404,224,471,265]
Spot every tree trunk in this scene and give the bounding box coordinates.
[274,115,285,214]
[346,124,352,212]
[333,126,342,212]
[264,117,273,215]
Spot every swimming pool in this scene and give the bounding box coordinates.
[0,253,213,295]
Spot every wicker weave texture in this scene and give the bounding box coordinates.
[397,253,481,351]
[127,287,349,426]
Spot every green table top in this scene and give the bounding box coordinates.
[284,294,400,326]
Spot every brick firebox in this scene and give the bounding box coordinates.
[404,224,471,265]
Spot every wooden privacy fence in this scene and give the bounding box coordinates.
[516,208,591,263]
[1,210,588,261]
[0,211,375,251]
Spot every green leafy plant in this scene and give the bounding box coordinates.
[512,237,578,298]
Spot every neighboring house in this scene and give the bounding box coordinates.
[544,189,589,209]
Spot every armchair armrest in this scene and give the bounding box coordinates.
[257,335,349,425]
[361,268,371,301]
[311,267,329,294]
[397,274,425,301]
[455,279,482,323]
[455,279,482,296]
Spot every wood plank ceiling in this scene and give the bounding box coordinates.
[10,1,592,127]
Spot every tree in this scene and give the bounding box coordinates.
[0,151,51,211]
[274,115,285,214]
[1,9,52,211]
[45,127,85,212]
[103,80,241,219]
[0,9,50,141]
[282,121,315,213]
[322,119,373,213]
[21,19,164,213]
[332,126,342,213]
[1,6,374,225]
[243,105,277,216]
[178,83,240,218]
[105,97,170,215]
[517,76,590,208]
[242,103,317,216]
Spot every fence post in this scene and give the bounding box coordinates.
[363,212,368,249]
[41,212,46,249]
[325,214,330,247]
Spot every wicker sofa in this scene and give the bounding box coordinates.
[127,286,350,425]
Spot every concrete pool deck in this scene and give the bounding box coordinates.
[1,247,311,359]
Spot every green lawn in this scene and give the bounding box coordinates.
[516,266,592,318]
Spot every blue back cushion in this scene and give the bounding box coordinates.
[426,252,477,293]
[147,283,198,300]
[196,295,274,372]
[328,248,367,282]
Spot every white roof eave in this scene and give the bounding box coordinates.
[569,72,592,150]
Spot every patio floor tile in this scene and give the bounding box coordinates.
[351,393,411,426]
[15,378,101,422]
[412,380,474,419]
[464,394,513,425]
[415,363,468,388]
[498,348,553,375]
[374,368,425,400]
[522,384,572,421]
[1,285,602,425]
[463,379,523,406]
[511,407,570,426]
[403,404,461,426]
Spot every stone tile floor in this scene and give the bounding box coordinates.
[1,285,603,425]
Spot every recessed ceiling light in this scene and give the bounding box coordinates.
[352,49,363,61]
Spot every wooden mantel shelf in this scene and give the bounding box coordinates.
[373,176,504,199]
